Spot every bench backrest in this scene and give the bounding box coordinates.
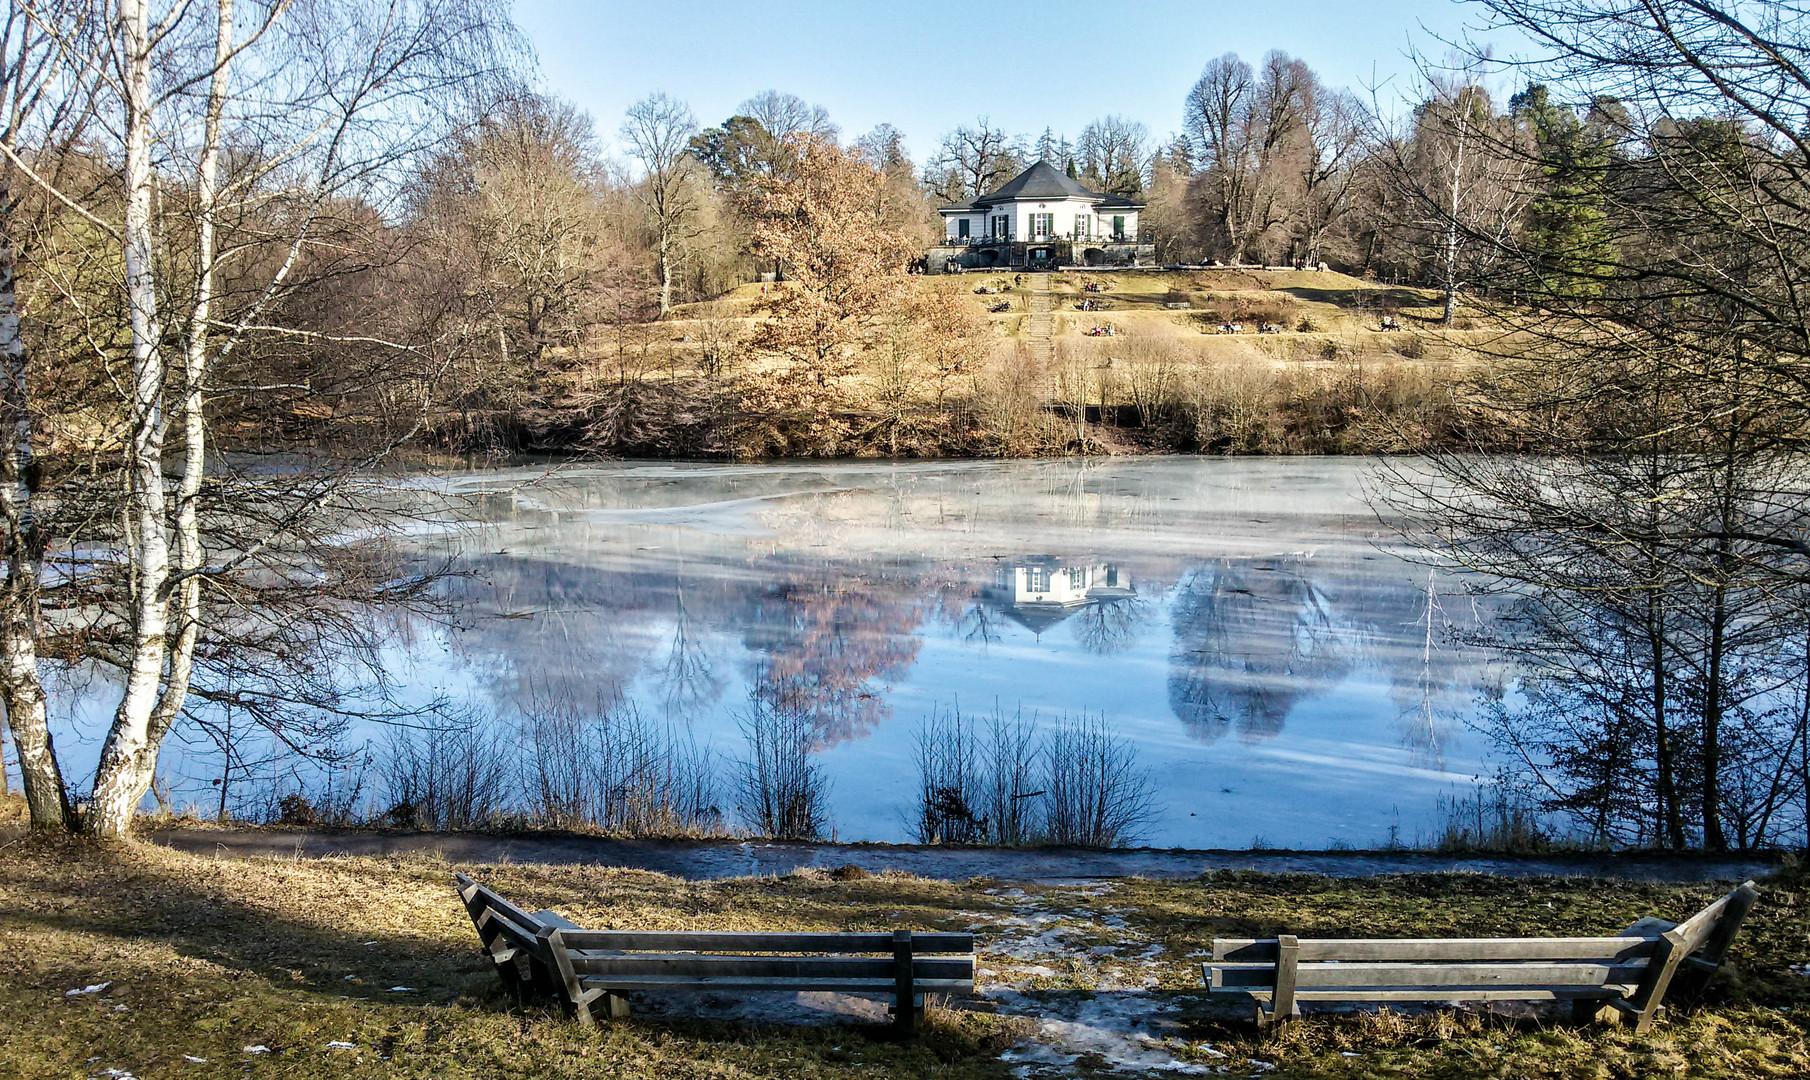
[552,930,974,954]
[1206,879,1760,1026]
[456,871,553,956]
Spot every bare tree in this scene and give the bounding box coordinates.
[0,0,102,829]
[1076,115,1151,196]
[927,117,1023,201]
[738,89,836,142]
[1040,712,1158,848]
[735,691,828,840]
[621,92,701,316]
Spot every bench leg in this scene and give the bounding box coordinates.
[599,992,631,1020]
[538,926,606,1026]
[890,993,924,1036]
[525,954,561,1003]
[893,930,918,1036]
[1570,999,1620,1026]
[1257,935,1300,1029]
[1619,927,1691,1033]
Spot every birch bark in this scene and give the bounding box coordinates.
[0,169,67,827]
[85,0,173,838]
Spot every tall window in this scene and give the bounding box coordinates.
[992,214,1009,238]
[1032,213,1053,239]
[1112,215,1126,239]
[1027,567,1052,593]
[957,218,970,239]
[1074,213,1091,239]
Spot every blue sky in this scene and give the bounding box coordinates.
[513,0,1517,162]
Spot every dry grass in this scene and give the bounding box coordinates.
[3,831,1808,1078]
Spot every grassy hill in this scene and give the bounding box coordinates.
[465,270,1509,460]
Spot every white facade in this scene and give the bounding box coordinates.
[944,198,1139,245]
[1003,562,1134,606]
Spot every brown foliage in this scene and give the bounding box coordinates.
[743,136,918,395]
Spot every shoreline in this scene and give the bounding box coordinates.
[137,824,1779,882]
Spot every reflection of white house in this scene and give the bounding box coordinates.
[988,557,1135,635]
[925,162,1155,273]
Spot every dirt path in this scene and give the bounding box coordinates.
[1025,272,1053,363]
[140,827,1775,883]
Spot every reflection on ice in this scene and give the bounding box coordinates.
[62,457,1502,848]
[983,559,1144,652]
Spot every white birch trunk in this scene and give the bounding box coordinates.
[144,0,232,761]
[0,170,66,827]
[86,0,172,838]
[1442,104,1468,329]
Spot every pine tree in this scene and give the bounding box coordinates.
[1511,84,1615,297]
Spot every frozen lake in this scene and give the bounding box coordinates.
[49,457,1504,849]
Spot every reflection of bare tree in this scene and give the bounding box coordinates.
[1388,569,1459,769]
[741,572,925,746]
[928,577,1003,647]
[1167,560,1348,743]
[443,555,666,717]
[660,576,723,719]
[953,601,1004,647]
[1071,596,1151,655]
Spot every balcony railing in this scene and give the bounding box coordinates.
[943,232,1152,247]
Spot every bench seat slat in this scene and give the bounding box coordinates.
[1211,937,1659,963]
[534,909,581,930]
[577,974,974,993]
[569,955,975,981]
[1210,961,1648,990]
[558,930,974,953]
[1228,984,1639,1003]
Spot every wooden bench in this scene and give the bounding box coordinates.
[454,873,976,1033]
[1204,880,1759,1031]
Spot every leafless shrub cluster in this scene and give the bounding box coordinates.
[367,699,721,837]
[1040,712,1159,848]
[735,693,829,840]
[523,700,721,836]
[911,704,1157,848]
[381,723,516,831]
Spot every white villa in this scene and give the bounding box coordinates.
[926,161,1153,272]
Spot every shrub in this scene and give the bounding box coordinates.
[277,793,319,827]
[736,692,830,841]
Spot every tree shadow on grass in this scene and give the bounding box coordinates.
[4,843,505,1008]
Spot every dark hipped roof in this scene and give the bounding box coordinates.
[938,160,1146,213]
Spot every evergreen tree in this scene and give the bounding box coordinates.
[1511,84,1615,296]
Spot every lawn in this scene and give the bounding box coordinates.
[4,836,1805,1078]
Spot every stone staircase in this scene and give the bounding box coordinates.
[1025,273,1053,363]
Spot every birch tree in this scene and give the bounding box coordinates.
[0,0,99,828]
[10,0,519,837]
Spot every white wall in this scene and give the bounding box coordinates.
[941,202,1139,242]
[944,213,985,241]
